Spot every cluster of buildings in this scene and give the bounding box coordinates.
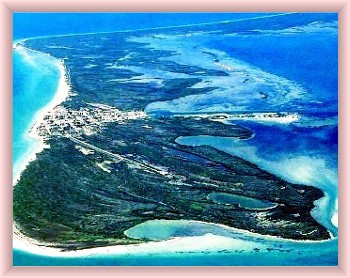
[36,103,147,139]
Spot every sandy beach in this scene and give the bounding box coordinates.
[13,46,70,253]
[13,214,336,259]
[12,224,258,258]
[13,56,70,186]
[11,50,336,258]
[11,44,273,259]
[12,31,338,264]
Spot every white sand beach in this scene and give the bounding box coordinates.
[13,59,70,186]
[11,56,333,258]
[13,50,70,253]
[13,215,335,259]
[11,33,337,261]
[12,224,257,258]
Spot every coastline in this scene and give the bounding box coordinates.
[13,217,335,258]
[12,23,337,263]
[13,55,70,186]
[13,47,70,251]
[12,49,336,258]
[174,112,301,125]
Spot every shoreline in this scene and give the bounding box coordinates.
[12,55,337,259]
[174,112,301,125]
[12,56,70,186]
[12,35,337,260]
[13,218,336,258]
[13,47,70,252]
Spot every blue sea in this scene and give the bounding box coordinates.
[13,13,338,266]
[13,47,61,179]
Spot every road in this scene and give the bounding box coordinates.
[67,135,165,175]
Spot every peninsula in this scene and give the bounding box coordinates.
[14,19,331,251]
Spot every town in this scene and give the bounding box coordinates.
[36,103,147,139]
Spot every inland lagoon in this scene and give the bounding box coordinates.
[13,13,337,266]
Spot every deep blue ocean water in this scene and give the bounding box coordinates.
[13,13,273,40]
[13,13,338,266]
[206,27,338,112]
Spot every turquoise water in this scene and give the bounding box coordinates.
[175,120,338,238]
[13,13,338,266]
[14,219,338,266]
[207,192,277,210]
[12,237,338,266]
[123,220,337,266]
[175,121,338,263]
[13,46,60,176]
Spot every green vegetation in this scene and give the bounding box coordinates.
[14,28,330,250]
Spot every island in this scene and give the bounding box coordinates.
[14,19,331,251]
